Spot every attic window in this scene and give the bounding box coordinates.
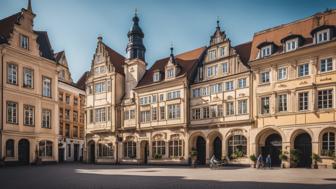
[260,45,272,58]
[316,29,330,44]
[20,34,29,50]
[167,68,175,79]
[153,72,160,82]
[285,38,298,52]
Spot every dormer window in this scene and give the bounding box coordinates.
[167,68,175,79]
[208,50,216,61]
[20,34,29,50]
[285,38,298,52]
[316,29,330,44]
[260,45,272,58]
[153,72,160,82]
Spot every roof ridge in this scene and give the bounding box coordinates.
[101,42,126,59]
[0,12,21,22]
[254,8,336,36]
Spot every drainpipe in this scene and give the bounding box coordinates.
[0,47,4,159]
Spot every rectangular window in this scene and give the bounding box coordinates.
[318,89,333,109]
[260,45,271,58]
[95,82,106,93]
[7,64,18,85]
[65,124,70,137]
[159,94,164,101]
[140,111,151,123]
[73,111,78,122]
[238,100,247,115]
[261,97,270,114]
[192,108,200,120]
[320,58,333,73]
[59,92,63,102]
[298,63,309,77]
[73,126,78,138]
[130,109,135,119]
[168,104,180,119]
[23,68,33,88]
[260,71,270,84]
[152,95,157,103]
[65,109,70,120]
[153,72,160,82]
[192,88,201,98]
[167,91,180,100]
[286,39,298,52]
[202,107,209,119]
[220,47,226,57]
[316,29,329,43]
[226,102,234,116]
[95,108,106,122]
[74,97,78,105]
[208,50,216,61]
[278,94,288,112]
[210,83,222,94]
[167,68,175,78]
[152,107,157,121]
[42,76,52,97]
[65,95,70,104]
[124,110,130,120]
[298,92,309,111]
[23,105,34,126]
[225,81,234,91]
[42,109,51,129]
[222,63,228,73]
[20,34,29,49]
[201,87,209,96]
[7,101,18,124]
[160,106,165,120]
[238,78,247,89]
[207,65,218,77]
[278,67,287,80]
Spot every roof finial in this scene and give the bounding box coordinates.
[170,42,174,56]
[98,34,103,42]
[27,0,33,12]
[135,8,138,16]
[216,16,220,28]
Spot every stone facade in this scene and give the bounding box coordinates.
[0,3,59,164]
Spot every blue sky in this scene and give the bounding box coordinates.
[1,0,336,81]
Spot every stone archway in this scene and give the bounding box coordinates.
[87,140,95,164]
[294,133,312,168]
[18,139,30,164]
[256,128,283,167]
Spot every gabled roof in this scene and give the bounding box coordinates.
[54,51,65,63]
[76,71,89,90]
[250,9,336,61]
[0,12,22,44]
[34,31,55,61]
[137,47,206,87]
[233,41,252,66]
[102,42,125,75]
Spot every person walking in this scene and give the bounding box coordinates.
[266,154,272,169]
[256,154,263,169]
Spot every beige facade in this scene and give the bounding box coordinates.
[56,51,85,162]
[0,4,59,164]
[249,10,336,168]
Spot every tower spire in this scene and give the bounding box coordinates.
[126,10,146,61]
[27,0,33,12]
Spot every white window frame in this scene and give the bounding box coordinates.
[298,92,309,111]
[277,67,288,80]
[225,81,234,91]
[316,29,330,44]
[222,62,228,73]
[260,45,272,58]
[167,104,180,119]
[208,50,216,61]
[320,58,333,73]
[95,108,106,123]
[42,76,52,97]
[238,99,248,115]
[238,78,247,89]
[24,105,34,126]
[278,94,288,112]
[42,109,51,129]
[7,101,18,124]
[23,68,33,88]
[20,34,29,50]
[298,63,309,77]
[153,72,160,82]
[7,63,18,85]
[260,71,270,84]
[285,38,298,52]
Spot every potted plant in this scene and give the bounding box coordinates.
[279,151,288,168]
[190,148,198,168]
[290,149,300,168]
[249,154,257,168]
[312,153,321,169]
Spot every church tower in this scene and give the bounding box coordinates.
[124,11,147,99]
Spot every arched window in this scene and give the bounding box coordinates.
[6,139,14,157]
[152,141,165,159]
[322,132,335,156]
[98,143,113,158]
[169,140,184,158]
[228,135,247,158]
[39,140,53,157]
[123,141,136,159]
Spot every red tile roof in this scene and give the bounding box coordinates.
[102,42,125,75]
[250,9,336,61]
[76,71,89,90]
[137,47,206,87]
[234,41,252,66]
